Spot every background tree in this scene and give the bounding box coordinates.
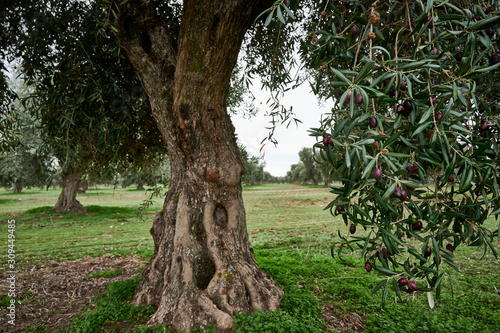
[298,147,322,185]
[0,148,51,193]
[313,151,333,186]
[0,71,52,193]
[285,162,306,183]
[1,0,167,212]
[119,154,171,190]
[239,143,278,185]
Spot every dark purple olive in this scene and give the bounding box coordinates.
[446,244,454,252]
[369,116,378,128]
[432,47,439,55]
[397,277,408,287]
[428,96,437,106]
[373,168,383,181]
[424,247,432,257]
[354,93,364,106]
[455,50,462,62]
[322,136,333,146]
[460,82,468,89]
[346,91,352,103]
[334,90,341,99]
[396,104,405,115]
[393,186,403,198]
[485,27,494,38]
[400,80,407,90]
[349,224,356,234]
[424,16,433,28]
[406,165,419,175]
[399,189,408,202]
[388,85,396,98]
[365,261,372,272]
[457,215,466,222]
[412,220,423,231]
[337,205,344,213]
[403,100,413,113]
[447,152,454,162]
[351,26,360,38]
[435,112,443,121]
[491,53,500,65]
[408,280,419,291]
[284,0,291,7]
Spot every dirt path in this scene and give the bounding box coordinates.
[0,255,146,332]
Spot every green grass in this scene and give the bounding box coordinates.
[0,184,498,332]
[85,269,124,279]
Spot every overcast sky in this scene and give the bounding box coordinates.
[231,81,334,177]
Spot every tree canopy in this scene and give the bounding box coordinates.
[1,0,166,177]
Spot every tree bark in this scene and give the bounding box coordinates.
[53,170,87,212]
[136,183,145,190]
[77,180,89,194]
[115,0,281,331]
[13,184,22,193]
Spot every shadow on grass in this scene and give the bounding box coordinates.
[24,205,138,215]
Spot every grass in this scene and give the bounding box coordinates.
[0,184,499,332]
[85,269,124,279]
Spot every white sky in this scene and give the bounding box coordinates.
[231,82,333,177]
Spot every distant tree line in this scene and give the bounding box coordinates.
[284,147,336,186]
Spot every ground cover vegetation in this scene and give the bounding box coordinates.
[0,185,498,332]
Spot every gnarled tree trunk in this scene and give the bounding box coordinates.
[116,0,281,331]
[53,170,87,212]
[13,183,22,194]
[77,180,89,194]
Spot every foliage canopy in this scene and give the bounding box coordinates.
[261,0,500,305]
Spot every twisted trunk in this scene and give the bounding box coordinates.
[53,170,86,212]
[116,0,281,331]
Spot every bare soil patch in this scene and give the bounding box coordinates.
[320,301,365,332]
[0,255,146,332]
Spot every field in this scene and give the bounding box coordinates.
[0,184,499,332]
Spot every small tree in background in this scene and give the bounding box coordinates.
[0,72,52,192]
[298,147,322,185]
[313,151,333,186]
[239,144,278,185]
[120,155,171,190]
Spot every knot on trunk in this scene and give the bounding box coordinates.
[206,170,220,182]
[214,204,227,228]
